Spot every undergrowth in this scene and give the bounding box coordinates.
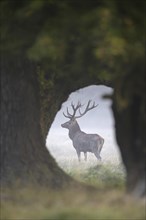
[59,159,126,189]
[1,162,145,220]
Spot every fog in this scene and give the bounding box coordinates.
[46,85,122,170]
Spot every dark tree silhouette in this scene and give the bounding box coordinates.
[1,0,145,197]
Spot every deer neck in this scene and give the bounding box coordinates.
[69,121,81,140]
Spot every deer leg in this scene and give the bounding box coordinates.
[76,151,81,162]
[97,146,102,160]
[84,152,87,161]
[98,145,102,154]
[97,139,103,155]
[94,151,101,161]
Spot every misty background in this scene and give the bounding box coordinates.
[46,85,122,171]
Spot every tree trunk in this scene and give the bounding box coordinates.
[1,54,145,197]
[0,55,72,187]
[112,91,146,197]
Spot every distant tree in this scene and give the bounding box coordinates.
[1,0,145,196]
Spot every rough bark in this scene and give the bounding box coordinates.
[0,55,72,187]
[1,54,145,198]
[112,91,146,197]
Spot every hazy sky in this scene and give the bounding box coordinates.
[48,85,114,134]
[46,85,122,166]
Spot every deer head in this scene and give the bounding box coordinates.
[61,100,98,129]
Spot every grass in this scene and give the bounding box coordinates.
[1,161,145,220]
[58,157,126,189]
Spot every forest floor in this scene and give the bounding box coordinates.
[1,161,145,220]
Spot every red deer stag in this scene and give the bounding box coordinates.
[61,100,104,162]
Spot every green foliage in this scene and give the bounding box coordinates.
[1,0,144,83]
[65,162,126,189]
[1,0,145,115]
[81,164,125,189]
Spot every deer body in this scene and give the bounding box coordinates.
[61,101,104,162]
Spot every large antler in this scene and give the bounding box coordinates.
[78,100,98,118]
[63,101,83,119]
[63,100,98,119]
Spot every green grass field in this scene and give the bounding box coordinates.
[59,159,126,189]
[1,161,145,220]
